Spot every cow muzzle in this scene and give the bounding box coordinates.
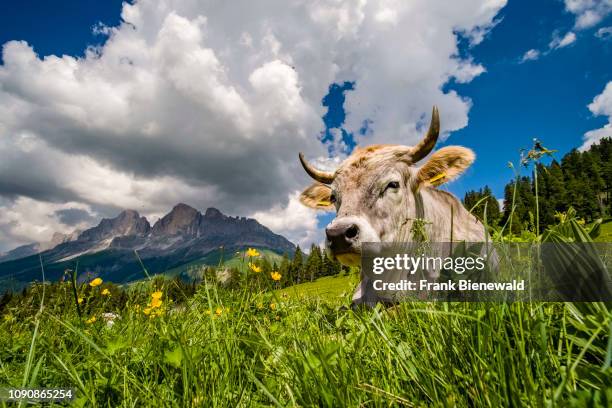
[325,217,379,266]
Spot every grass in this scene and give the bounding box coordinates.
[595,219,612,243]
[0,270,611,407]
[276,273,359,300]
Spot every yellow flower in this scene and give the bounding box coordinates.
[151,298,163,309]
[151,291,163,300]
[78,297,84,304]
[249,263,261,273]
[101,288,111,296]
[143,308,152,316]
[85,316,96,324]
[246,248,260,257]
[215,307,223,316]
[270,271,282,281]
[270,303,276,311]
[205,310,211,315]
[89,277,103,287]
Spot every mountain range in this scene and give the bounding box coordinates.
[0,203,295,292]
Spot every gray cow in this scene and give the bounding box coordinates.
[298,107,489,306]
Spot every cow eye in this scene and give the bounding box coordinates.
[329,192,337,203]
[385,181,400,191]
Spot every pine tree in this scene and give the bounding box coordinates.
[291,246,304,284]
[305,244,323,282]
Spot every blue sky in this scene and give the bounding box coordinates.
[0,0,611,249]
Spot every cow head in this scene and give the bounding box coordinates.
[298,107,475,266]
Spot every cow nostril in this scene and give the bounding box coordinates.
[345,224,359,239]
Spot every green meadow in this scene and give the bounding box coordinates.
[0,252,611,407]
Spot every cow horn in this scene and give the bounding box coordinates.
[299,152,335,184]
[410,106,440,162]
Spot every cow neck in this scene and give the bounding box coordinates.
[399,188,426,243]
[414,189,425,220]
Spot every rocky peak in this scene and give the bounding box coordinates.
[40,231,79,251]
[204,207,225,219]
[151,203,201,236]
[79,209,151,241]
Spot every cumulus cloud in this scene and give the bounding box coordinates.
[580,81,612,151]
[520,49,541,62]
[565,0,612,30]
[0,0,506,250]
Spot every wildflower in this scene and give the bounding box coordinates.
[101,288,111,296]
[205,310,211,315]
[246,248,260,257]
[270,303,276,311]
[151,291,163,300]
[215,307,223,316]
[89,277,103,287]
[270,271,282,281]
[143,308,152,316]
[102,312,120,327]
[85,316,97,324]
[249,263,261,273]
[78,297,84,304]
[151,298,163,309]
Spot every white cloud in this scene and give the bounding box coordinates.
[520,49,541,62]
[549,31,577,49]
[521,30,576,64]
[565,0,612,29]
[580,81,612,151]
[497,198,505,212]
[0,197,95,250]
[595,26,612,39]
[250,191,324,249]
[0,0,507,250]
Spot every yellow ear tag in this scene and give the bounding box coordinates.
[428,172,447,185]
[317,200,332,207]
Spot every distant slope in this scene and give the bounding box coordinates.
[161,248,286,278]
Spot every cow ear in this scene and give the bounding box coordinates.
[416,146,475,188]
[299,183,335,211]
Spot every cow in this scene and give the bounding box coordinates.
[298,106,489,306]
